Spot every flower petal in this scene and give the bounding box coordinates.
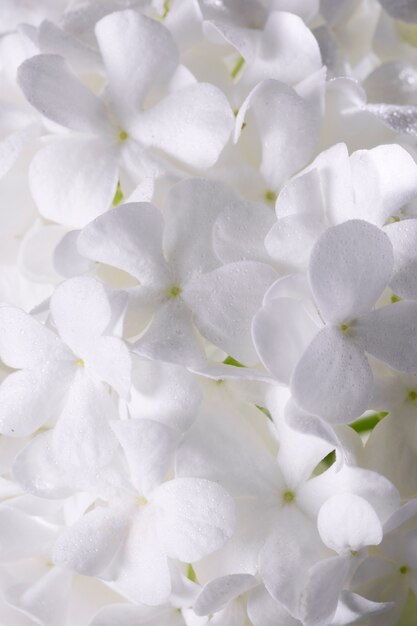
[162,178,236,279]
[309,220,394,324]
[331,591,394,626]
[18,54,111,134]
[95,10,178,124]
[133,299,205,367]
[0,305,68,369]
[154,477,235,562]
[53,504,129,576]
[0,506,57,561]
[0,364,73,437]
[318,494,383,555]
[291,327,373,423]
[112,509,171,606]
[111,419,178,497]
[299,556,350,626]
[29,138,119,228]
[214,199,275,265]
[355,301,417,372]
[128,359,202,433]
[184,261,277,365]
[194,574,257,616]
[349,145,417,226]
[5,566,73,626]
[385,219,417,300]
[252,297,320,384]
[134,83,234,169]
[247,585,300,626]
[78,203,169,285]
[235,79,321,190]
[243,11,322,86]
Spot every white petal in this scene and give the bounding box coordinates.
[163,178,236,278]
[252,297,319,384]
[53,229,93,278]
[365,103,417,138]
[385,219,417,299]
[243,11,322,86]
[51,375,119,484]
[18,54,111,134]
[50,276,111,351]
[0,123,40,180]
[235,79,321,190]
[284,400,349,471]
[309,220,394,324]
[318,494,383,554]
[298,464,400,522]
[259,508,323,615]
[0,364,73,437]
[89,605,182,626]
[265,212,326,270]
[0,305,68,369]
[133,299,205,367]
[12,431,72,498]
[247,586,300,626]
[355,301,417,372]
[29,138,119,228]
[331,591,393,626]
[95,10,178,124]
[135,83,233,169]
[78,203,169,285]
[349,144,417,226]
[128,359,202,432]
[111,419,178,497]
[291,327,373,423]
[276,398,339,488]
[299,556,350,626]
[18,224,68,284]
[5,566,73,626]
[365,414,417,500]
[112,509,171,606]
[214,199,275,265]
[154,477,235,562]
[176,399,281,499]
[0,506,57,561]
[184,261,277,365]
[194,574,257,616]
[53,504,129,576]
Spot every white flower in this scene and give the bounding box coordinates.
[253,219,417,422]
[0,275,131,436]
[78,178,277,365]
[17,10,234,228]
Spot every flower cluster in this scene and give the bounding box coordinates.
[2,1,417,625]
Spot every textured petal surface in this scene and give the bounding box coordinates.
[355,301,417,373]
[252,297,319,384]
[78,203,169,285]
[309,220,394,324]
[29,138,119,228]
[154,477,236,562]
[184,261,277,365]
[194,574,257,616]
[18,54,111,134]
[317,494,383,554]
[53,505,129,576]
[135,83,234,169]
[0,305,68,369]
[291,327,373,423]
[386,219,417,300]
[95,10,178,124]
[235,79,321,190]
